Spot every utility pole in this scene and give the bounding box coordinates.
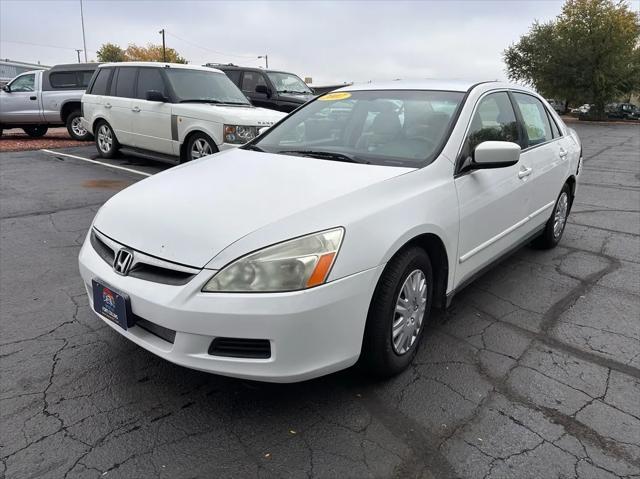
[75,49,82,63]
[258,54,268,69]
[159,29,166,62]
[79,0,87,62]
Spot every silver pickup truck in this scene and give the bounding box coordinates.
[0,63,98,140]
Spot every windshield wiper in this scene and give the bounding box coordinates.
[277,150,370,164]
[279,90,310,95]
[179,99,223,104]
[243,144,265,152]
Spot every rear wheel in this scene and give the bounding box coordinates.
[360,247,433,377]
[95,121,119,158]
[23,126,48,137]
[533,183,571,249]
[185,132,217,162]
[66,111,92,141]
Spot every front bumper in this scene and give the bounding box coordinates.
[78,235,383,382]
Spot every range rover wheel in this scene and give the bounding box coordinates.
[95,121,119,159]
[66,111,92,141]
[185,132,217,162]
[360,246,433,377]
[23,126,48,137]
[533,183,572,249]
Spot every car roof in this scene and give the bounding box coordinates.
[98,62,223,74]
[335,79,533,94]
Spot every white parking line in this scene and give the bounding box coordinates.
[40,149,152,177]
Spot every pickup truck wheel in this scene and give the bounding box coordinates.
[66,111,92,141]
[185,132,217,162]
[23,126,48,138]
[95,121,119,159]
[533,183,571,249]
[360,247,433,377]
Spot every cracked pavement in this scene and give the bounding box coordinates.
[1,122,639,478]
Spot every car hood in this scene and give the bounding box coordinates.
[93,149,412,268]
[172,103,286,126]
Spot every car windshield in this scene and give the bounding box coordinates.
[266,72,312,94]
[252,90,465,168]
[165,69,251,105]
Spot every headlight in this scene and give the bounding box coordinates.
[202,228,344,292]
[224,125,259,144]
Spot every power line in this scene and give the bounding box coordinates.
[1,39,94,53]
[164,31,259,60]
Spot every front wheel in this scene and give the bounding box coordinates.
[184,132,217,162]
[360,247,433,377]
[66,111,92,141]
[533,183,572,249]
[95,121,119,159]
[23,126,48,137]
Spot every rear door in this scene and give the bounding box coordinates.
[454,91,531,285]
[108,67,137,146]
[511,92,567,232]
[130,67,175,155]
[0,72,42,124]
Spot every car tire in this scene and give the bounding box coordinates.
[360,246,433,377]
[23,126,48,137]
[94,121,119,159]
[66,111,92,141]
[533,183,572,249]
[184,132,217,162]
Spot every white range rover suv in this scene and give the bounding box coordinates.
[81,62,286,162]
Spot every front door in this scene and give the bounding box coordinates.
[454,91,532,285]
[130,67,174,155]
[241,71,272,109]
[0,72,42,124]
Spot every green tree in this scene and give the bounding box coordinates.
[96,43,126,62]
[504,0,640,119]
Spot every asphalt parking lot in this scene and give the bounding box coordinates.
[1,123,639,479]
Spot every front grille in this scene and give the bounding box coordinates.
[90,230,199,286]
[208,337,271,359]
[134,316,176,344]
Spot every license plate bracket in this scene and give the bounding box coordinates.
[92,279,134,330]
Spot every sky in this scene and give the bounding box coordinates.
[0,0,568,85]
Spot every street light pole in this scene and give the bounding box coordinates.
[258,54,268,69]
[75,49,82,63]
[79,0,87,62]
[159,29,166,62]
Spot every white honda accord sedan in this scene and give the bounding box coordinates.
[79,80,582,382]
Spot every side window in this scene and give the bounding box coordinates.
[547,110,562,138]
[241,71,267,93]
[513,92,552,147]
[89,68,112,95]
[115,67,137,98]
[50,72,77,88]
[224,70,241,87]
[9,73,36,92]
[463,91,519,156]
[136,68,167,99]
[78,70,95,88]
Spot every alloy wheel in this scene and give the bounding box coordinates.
[71,117,87,137]
[97,125,112,153]
[191,138,212,159]
[553,192,569,239]
[392,269,428,355]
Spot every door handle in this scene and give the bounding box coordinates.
[518,167,533,179]
[104,103,112,109]
[30,96,37,100]
[131,106,141,113]
[559,148,568,159]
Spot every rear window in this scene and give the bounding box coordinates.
[89,68,112,96]
[50,70,95,89]
[115,67,137,98]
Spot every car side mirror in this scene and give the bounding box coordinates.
[146,90,167,102]
[471,141,521,169]
[255,85,272,98]
[2,84,10,92]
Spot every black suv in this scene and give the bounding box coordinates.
[211,64,315,113]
